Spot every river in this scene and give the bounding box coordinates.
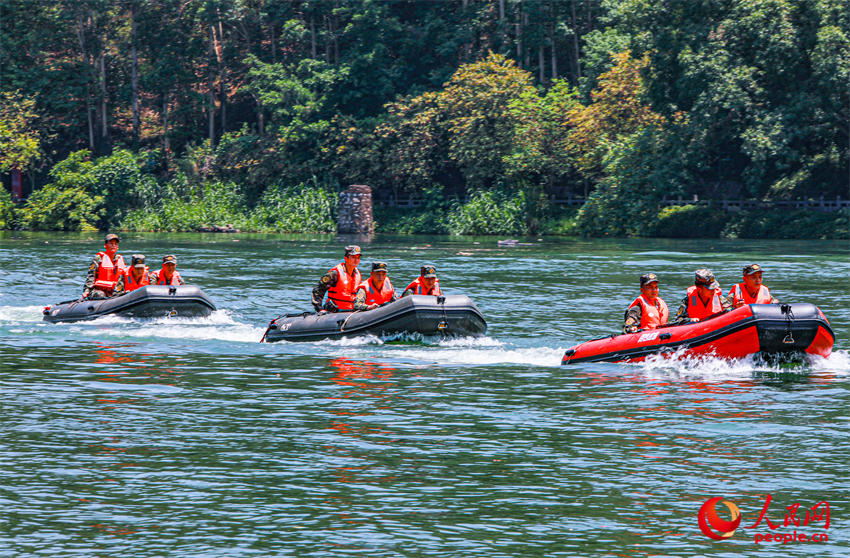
[1,232,848,556]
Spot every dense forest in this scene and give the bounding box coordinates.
[1,0,848,237]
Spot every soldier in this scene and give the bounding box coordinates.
[623,273,669,333]
[729,264,778,308]
[353,261,398,311]
[402,265,442,297]
[312,245,362,312]
[82,233,127,299]
[152,254,184,285]
[117,254,151,293]
[673,268,731,324]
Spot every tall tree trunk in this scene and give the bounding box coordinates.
[523,12,530,68]
[75,15,95,151]
[270,23,276,63]
[99,50,109,151]
[217,16,226,136]
[310,16,317,58]
[538,45,545,84]
[130,5,139,143]
[162,92,170,155]
[571,0,581,80]
[551,36,558,80]
[208,25,216,145]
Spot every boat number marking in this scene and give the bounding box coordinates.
[638,332,659,343]
[281,323,291,331]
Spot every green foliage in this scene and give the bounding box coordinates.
[373,186,452,234]
[46,149,149,228]
[447,189,527,236]
[577,127,679,237]
[0,188,16,229]
[0,90,41,173]
[17,183,103,231]
[651,205,728,238]
[122,180,248,232]
[541,207,581,236]
[249,183,337,233]
[721,208,850,240]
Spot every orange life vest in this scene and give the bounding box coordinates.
[124,266,150,292]
[628,295,669,329]
[154,269,182,286]
[327,262,361,310]
[686,285,723,320]
[357,277,395,306]
[93,251,127,292]
[404,277,442,296]
[729,283,772,306]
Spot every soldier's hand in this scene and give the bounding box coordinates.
[326,300,338,312]
[318,310,328,315]
[733,300,744,309]
[367,303,379,310]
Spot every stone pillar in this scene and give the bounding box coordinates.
[337,184,373,234]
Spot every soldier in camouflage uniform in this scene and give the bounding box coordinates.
[82,233,127,299]
[312,245,362,312]
[623,273,669,333]
[353,261,398,311]
[673,268,732,324]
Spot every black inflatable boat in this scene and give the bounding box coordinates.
[43,285,216,323]
[262,294,487,342]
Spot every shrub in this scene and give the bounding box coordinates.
[249,183,337,232]
[41,149,150,229]
[447,189,526,235]
[0,188,16,229]
[652,205,728,238]
[123,180,248,232]
[373,186,452,234]
[17,183,103,231]
[721,208,849,239]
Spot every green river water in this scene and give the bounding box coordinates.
[1,232,848,557]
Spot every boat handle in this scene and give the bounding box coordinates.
[659,333,672,340]
[169,287,177,295]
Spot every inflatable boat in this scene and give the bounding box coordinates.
[561,303,834,365]
[262,294,487,342]
[43,285,216,323]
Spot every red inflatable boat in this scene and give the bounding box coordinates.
[561,303,834,365]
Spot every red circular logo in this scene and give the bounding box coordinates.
[698,497,741,540]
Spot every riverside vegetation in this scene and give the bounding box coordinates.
[1,1,847,238]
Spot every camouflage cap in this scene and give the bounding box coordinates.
[371,261,388,273]
[162,254,177,265]
[640,273,659,287]
[104,233,119,243]
[694,268,719,290]
[131,254,146,268]
[344,245,361,256]
[744,263,763,275]
[420,265,437,278]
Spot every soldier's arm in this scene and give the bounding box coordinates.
[113,274,126,296]
[401,288,415,298]
[177,274,185,285]
[390,290,399,303]
[352,288,368,311]
[623,305,642,334]
[312,270,338,311]
[672,297,690,324]
[719,292,732,312]
[82,254,101,297]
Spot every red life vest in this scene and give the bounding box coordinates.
[628,295,669,329]
[124,266,150,292]
[686,285,723,320]
[357,277,395,306]
[327,262,361,310]
[93,251,127,292]
[155,269,182,286]
[729,283,772,306]
[404,277,442,296]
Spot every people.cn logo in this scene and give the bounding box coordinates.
[698,497,742,540]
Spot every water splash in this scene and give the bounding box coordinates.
[0,305,48,324]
